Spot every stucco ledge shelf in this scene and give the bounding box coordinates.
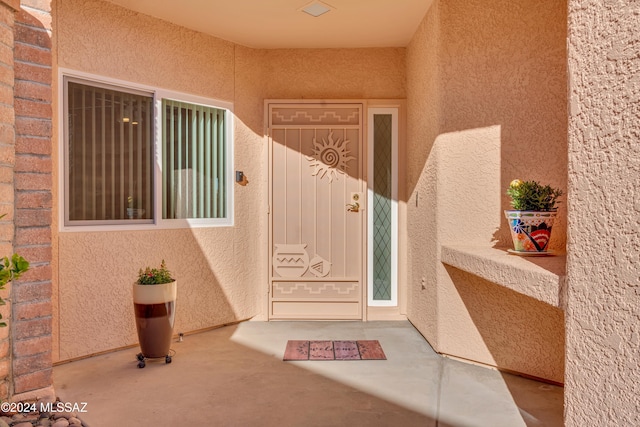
[440,245,566,309]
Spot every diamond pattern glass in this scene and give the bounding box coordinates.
[373,115,392,300]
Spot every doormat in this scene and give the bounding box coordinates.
[283,340,386,361]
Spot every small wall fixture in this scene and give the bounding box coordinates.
[236,171,249,186]
[300,1,333,17]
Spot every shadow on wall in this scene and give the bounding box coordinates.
[444,265,565,385]
[54,4,408,362]
[407,0,568,249]
[56,228,243,362]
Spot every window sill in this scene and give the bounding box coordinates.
[440,245,566,309]
[60,218,234,233]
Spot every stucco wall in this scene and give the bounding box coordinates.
[405,0,441,348]
[565,1,640,424]
[406,0,567,382]
[53,0,405,361]
[263,48,405,100]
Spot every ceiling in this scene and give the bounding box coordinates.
[102,0,433,49]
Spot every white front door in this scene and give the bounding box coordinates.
[268,102,365,320]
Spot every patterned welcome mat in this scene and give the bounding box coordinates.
[284,340,386,361]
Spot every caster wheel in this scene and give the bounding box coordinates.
[136,353,144,361]
[137,361,145,369]
[165,355,172,364]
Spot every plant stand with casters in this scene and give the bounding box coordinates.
[136,350,174,368]
[132,279,177,369]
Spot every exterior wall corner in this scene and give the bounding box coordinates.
[0,0,18,402]
[565,0,640,424]
[10,0,54,399]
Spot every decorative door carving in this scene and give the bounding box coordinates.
[268,103,364,319]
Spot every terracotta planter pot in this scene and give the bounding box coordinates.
[133,281,177,358]
[504,210,557,252]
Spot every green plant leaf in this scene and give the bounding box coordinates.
[0,252,30,327]
[507,180,563,211]
[136,260,174,285]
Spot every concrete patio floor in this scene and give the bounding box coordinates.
[53,321,563,426]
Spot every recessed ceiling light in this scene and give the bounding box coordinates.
[300,1,333,18]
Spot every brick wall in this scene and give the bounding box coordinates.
[11,0,53,398]
[0,0,19,401]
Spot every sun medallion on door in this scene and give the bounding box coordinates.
[268,102,364,320]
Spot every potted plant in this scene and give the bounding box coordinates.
[126,195,145,219]
[133,260,176,367]
[504,179,563,254]
[0,254,29,327]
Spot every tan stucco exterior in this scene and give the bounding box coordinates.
[52,0,407,361]
[405,0,567,383]
[566,0,640,424]
[53,0,569,382]
[25,0,636,423]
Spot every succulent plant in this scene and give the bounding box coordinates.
[507,179,563,211]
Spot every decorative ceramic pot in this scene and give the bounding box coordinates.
[273,244,309,277]
[133,281,177,358]
[127,208,146,219]
[504,210,557,252]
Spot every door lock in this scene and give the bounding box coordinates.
[347,192,362,212]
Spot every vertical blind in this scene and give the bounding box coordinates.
[66,81,153,223]
[162,100,227,219]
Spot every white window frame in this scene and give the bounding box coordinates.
[367,107,398,307]
[59,69,234,232]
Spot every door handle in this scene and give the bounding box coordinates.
[347,192,362,212]
[346,202,360,213]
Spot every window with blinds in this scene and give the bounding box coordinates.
[162,100,227,219]
[63,75,233,228]
[65,80,154,225]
